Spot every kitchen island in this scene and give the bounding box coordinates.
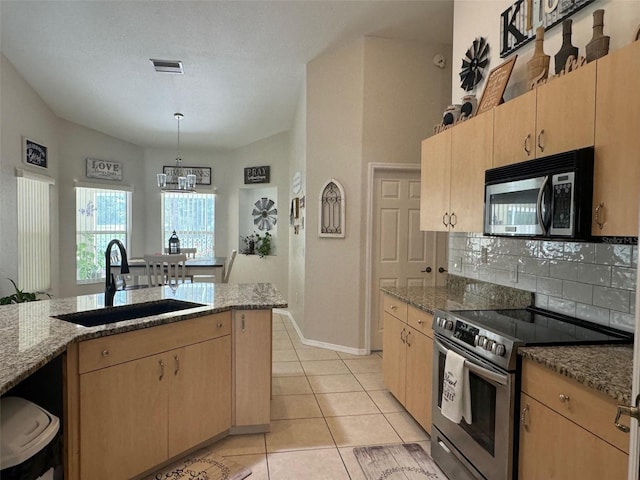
[0,282,286,480]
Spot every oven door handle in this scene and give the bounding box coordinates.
[434,338,508,386]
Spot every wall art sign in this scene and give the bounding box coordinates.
[500,0,597,57]
[476,56,518,115]
[162,166,212,185]
[86,158,122,181]
[244,165,270,184]
[23,137,48,169]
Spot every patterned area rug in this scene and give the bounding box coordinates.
[353,443,446,480]
[143,444,251,480]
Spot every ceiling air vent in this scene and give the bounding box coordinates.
[149,59,184,74]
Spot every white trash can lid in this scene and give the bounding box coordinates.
[1,397,60,469]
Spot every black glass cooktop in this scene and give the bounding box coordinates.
[451,307,633,346]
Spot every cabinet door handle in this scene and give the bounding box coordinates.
[406,331,412,347]
[159,359,165,381]
[523,133,531,155]
[450,213,457,227]
[537,129,545,152]
[595,202,605,230]
[442,213,450,227]
[174,354,180,375]
[400,328,406,344]
[614,394,640,433]
[521,404,530,430]
[241,313,246,332]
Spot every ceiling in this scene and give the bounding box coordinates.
[1,1,453,151]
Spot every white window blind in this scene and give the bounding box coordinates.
[162,192,215,257]
[76,186,131,283]
[17,176,51,291]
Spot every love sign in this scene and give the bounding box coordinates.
[86,158,123,181]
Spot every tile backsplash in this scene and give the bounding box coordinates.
[448,232,638,332]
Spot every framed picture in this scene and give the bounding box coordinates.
[162,166,212,185]
[86,158,122,181]
[476,55,518,116]
[23,137,48,169]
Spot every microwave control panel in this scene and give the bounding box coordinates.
[552,172,574,229]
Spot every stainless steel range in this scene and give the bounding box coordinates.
[430,306,632,480]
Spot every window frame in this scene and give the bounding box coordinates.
[75,182,132,284]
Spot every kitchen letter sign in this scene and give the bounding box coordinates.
[244,166,270,184]
[86,158,123,181]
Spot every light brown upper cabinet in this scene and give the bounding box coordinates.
[420,129,451,232]
[450,111,494,232]
[493,61,596,168]
[592,40,640,237]
[420,111,493,232]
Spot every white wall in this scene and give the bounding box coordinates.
[452,0,640,103]
[0,55,60,297]
[303,36,452,350]
[306,38,366,349]
[227,132,290,296]
[57,119,145,298]
[141,147,226,258]
[142,133,290,295]
[288,77,307,330]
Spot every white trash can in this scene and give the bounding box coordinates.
[1,397,61,480]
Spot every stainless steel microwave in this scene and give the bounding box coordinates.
[484,148,594,239]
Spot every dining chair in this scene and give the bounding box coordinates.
[164,247,197,259]
[144,254,188,286]
[222,249,237,283]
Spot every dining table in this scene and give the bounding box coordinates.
[111,256,227,286]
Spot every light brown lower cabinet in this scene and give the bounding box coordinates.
[381,293,433,431]
[519,359,628,480]
[64,311,273,480]
[232,309,272,431]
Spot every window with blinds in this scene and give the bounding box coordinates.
[162,192,215,257]
[17,176,52,291]
[76,186,131,283]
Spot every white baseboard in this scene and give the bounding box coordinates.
[273,308,370,356]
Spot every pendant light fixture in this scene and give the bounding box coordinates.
[157,113,196,192]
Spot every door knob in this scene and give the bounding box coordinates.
[438,267,447,273]
[421,267,432,273]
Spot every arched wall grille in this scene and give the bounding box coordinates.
[319,179,345,238]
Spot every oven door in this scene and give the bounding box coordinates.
[432,335,516,480]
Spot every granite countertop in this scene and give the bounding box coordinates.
[381,276,533,314]
[0,283,287,395]
[519,345,634,404]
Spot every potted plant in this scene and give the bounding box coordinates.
[0,279,51,304]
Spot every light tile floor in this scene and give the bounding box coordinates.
[199,313,442,479]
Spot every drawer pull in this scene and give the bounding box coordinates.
[390,305,397,310]
[174,354,180,375]
[417,319,424,325]
[559,394,570,403]
[521,404,530,430]
[159,359,165,381]
[101,349,109,357]
[217,322,223,328]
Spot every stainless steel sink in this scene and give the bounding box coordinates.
[53,299,207,327]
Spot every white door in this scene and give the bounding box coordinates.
[370,168,447,350]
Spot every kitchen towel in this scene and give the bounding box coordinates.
[440,349,472,424]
